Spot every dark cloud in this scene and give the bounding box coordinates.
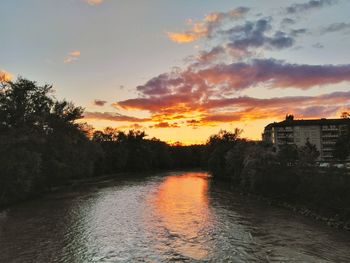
[281,18,296,26]
[220,18,295,56]
[93,99,107,106]
[312,42,324,48]
[321,22,350,34]
[136,73,182,96]
[290,28,308,37]
[268,31,295,48]
[286,0,337,14]
[196,46,226,63]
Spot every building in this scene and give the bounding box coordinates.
[262,115,350,161]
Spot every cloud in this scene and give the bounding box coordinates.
[95,4,349,131]
[281,18,296,26]
[185,17,299,65]
[194,59,350,90]
[167,7,249,43]
[321,22,350,34]
[153,122,180,128]
[113,59,350,123]
[204,59,348,91]
[289,28,308,37]
[170,10,306,64]
[93,99,107,106]
[84,0,103,5]
[64,50,81,63]
[203,91,350,110]
[114,74,350,127]
[194,91,350,125]
[312,42,324,48]
[195,46,227,64]
[0,69,12,82]
[83,111,150,122]
[220,18,296,54]
[167,32,200,43]
[285,0,336,14]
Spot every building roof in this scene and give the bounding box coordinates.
[264,118,350,130]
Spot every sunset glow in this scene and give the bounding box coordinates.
[148,173,211,259]
[2,0,350,144]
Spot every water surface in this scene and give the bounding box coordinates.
[0,171,349,262]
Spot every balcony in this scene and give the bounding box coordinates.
[322,127,339,131]
[322,148,334,152]
[322,141,336,145]
[321,134,339,138]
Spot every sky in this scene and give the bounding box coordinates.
[1,0,350,144]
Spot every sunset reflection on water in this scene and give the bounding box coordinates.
[2,172,350,262]
[145,172,212,260]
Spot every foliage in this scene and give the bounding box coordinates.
[207,130,350,219]
[297,140,320,166]
[206,129,243,178]
[0,78,97,205]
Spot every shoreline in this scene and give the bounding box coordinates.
[2,169,349,232]
[212,177,350,232]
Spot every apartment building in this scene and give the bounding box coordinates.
[262,116,350,161]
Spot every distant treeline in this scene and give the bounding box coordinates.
[1,78,350,220]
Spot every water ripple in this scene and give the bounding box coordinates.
[0,172,349,262]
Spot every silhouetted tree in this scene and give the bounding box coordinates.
[277,143,298,166]
[0,78,97,204]
[297,140,320,166]
[206,129,243,178]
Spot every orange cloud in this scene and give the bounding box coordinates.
[64,50,81,63]
[112,90,350,128]
[0,69,12,82]
[167,7,249,43]
[84,0,103,5]
[153,122,180,128]
[167,32,201,43]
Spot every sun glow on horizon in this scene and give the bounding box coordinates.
[2,0,350,144]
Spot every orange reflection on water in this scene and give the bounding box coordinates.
[149,172,211,260]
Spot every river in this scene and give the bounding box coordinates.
[0,171,349,262]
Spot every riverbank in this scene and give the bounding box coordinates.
[212,177,350,232]
[244,191,350,231]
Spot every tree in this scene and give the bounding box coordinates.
[298,140,320,166]
[0,78,97,204]
[277,143,298,166]
[207,129,243,178]
[225,140,250,184]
